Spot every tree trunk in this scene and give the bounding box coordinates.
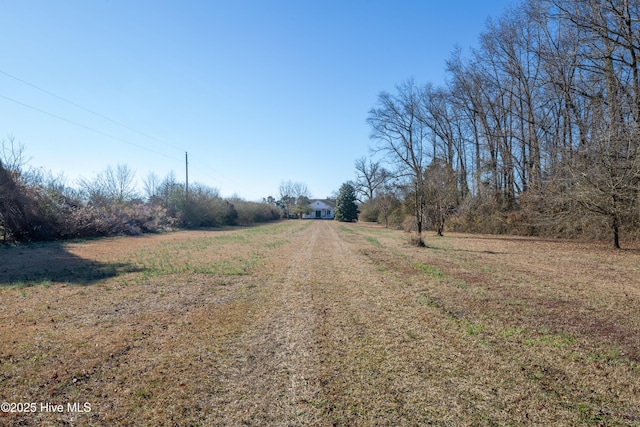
[612,214,621,250]
[415,188,425,246]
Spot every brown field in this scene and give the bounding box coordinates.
[0,220,639,426]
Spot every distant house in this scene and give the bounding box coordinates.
[303,199,335,219]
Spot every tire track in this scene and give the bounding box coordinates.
[217,221,326,425]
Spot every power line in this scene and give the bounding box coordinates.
[0,70,239,192]
[0,92,237,191]
[189,158,239,188]
[0,93,180,161]
[0,68,184,152]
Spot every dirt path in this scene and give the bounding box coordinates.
[214,221,328,424]
[212,221,506,425]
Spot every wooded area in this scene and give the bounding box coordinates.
[360,0,640,248]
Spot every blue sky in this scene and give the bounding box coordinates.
[0,0,514,201]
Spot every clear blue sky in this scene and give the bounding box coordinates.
[1,0,514,201]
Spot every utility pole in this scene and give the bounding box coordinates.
[185,151,189,203]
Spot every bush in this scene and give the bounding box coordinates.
[358,200,380,222]
[402,216,417,233]
[0,162,57,241]
[0,147,280,243]
[384,208,405,230]
[54,202,174,239]
[447,194,508,234]
[234,201,281,225]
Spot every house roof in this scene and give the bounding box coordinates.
[309,199,335,208]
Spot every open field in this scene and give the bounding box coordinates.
[1,220,639,425]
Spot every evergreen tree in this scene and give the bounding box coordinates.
[334,182,359,222]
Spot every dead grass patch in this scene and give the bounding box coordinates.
[1,221,639,425]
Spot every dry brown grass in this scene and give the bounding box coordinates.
[1,220,639,425]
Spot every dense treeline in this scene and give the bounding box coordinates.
[0,140,280,242]
[360,0,640,248]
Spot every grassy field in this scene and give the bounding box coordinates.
[0,220,639,425]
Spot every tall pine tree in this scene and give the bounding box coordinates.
[334,182,359,222]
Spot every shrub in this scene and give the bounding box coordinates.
[358,200,380,222]
[402,216,417,233]
[234,201,281,225]
[384,208,405,230]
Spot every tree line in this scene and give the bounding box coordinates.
[0,138,281,242]
[357,0,640,249]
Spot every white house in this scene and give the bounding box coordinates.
[303,199,335,219]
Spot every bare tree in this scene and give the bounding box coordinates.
[278,180,311,218]
[292,195,312,219]
[107,164,138,204]
[423,159,459,236]
[368,79,432,246]
[567,136,640,248]
[535,0,640,248]
[354,157,389,202]
[375,185,401,228]
[80,164,138,205]
[447,50,487,197]
[358,0,640,245]
[0,135,29,178]
[143,171,161,201]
